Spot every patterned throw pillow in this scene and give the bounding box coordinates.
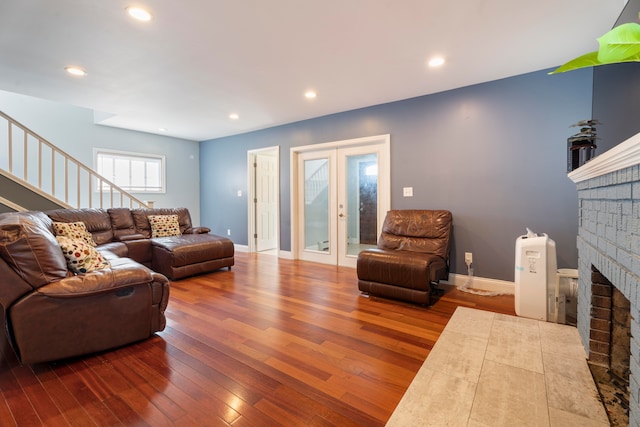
[52,221,97,247]
[56,236,110,274]
[148,214,181,238]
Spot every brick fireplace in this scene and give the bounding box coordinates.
[569,131,640,426]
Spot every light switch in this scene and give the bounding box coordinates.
[237,190,242,197]
[403,187,413,197]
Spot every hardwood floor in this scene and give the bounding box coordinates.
[0,252,515,426]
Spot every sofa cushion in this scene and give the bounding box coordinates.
[52,221,97,247]
[107,208,138,240]
[151,234,234,267]
[46,208,114,245]
[38,257,151,296]
[357,248,448,286]
[378,210,452,259]
[148,214,181,238]
[56,236,111,274]
[96,241,128,259]
[0,212,68,287]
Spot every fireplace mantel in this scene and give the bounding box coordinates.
[568,131,640,183]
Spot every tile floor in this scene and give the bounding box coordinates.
[386,306,609,426]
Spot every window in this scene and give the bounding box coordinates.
[94,149,165,193]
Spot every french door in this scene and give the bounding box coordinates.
[292,135,390,268]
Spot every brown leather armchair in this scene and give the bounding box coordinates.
[357,210,452,305]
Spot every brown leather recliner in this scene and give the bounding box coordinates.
[357,210,452,305]
[0,211,170,364]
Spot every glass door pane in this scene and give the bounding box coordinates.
[345,153,378,256]
[304,158,330,252]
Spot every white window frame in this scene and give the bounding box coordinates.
[93,148,166,194]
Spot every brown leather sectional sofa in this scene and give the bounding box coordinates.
[46,207,234,280]
[0,207,233,364]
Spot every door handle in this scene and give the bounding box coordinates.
[339,213,345,218]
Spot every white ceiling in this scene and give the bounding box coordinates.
[0,0,628,141]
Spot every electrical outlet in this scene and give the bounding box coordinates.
[227,229,231,236]
[465,252,473,265]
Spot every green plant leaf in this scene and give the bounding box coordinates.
[549,51,601,74]
[550,50,640,74]
[597,22,640,62]
[550,20,640,74]
[604,51,640,63]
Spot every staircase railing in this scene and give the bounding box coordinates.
[0,111,149,209]
[0,194,26,212]
[305,160,329,205]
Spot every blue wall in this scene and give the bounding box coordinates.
[593,62,640,154]
[592,0,640,153]
[200,68,593,282]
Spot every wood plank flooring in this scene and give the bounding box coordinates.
[0,252,515,426]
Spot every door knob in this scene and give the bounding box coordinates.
[339,213,345,218]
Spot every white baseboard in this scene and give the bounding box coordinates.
[257,249,294,259]
[238,246,295,259]
[443,273,515,295]
[241,250,515,294]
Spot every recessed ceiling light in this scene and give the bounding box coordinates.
[305,90,317,99]
[65,66,87,76]
[158,127,168,132]
[229,113,239,120]
[428,56,445,67]
[126,6,152,21]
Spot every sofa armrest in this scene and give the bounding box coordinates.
[36,261,156,298]
[9,261,170,364]
[187,226,211,234]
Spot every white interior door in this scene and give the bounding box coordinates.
[248,146,279,253]
[256,153,278,251]
[293,135,390,268]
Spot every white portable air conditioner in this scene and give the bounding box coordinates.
[515,228,557,321]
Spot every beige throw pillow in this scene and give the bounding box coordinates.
[52,221,97,247]
[56,236,110,274]
[148,214,181,238]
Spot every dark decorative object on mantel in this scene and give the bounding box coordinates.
[567,119,599,172]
